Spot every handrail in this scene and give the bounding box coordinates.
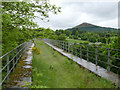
[0,40,33,87]
[43,39,120,75]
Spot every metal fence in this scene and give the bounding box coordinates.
[43,39,120,74]
[0,40,32,87]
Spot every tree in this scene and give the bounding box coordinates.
[64,30,71,36]
[58,34,67,41]
[2,1,61,54]
[2,1,61,30]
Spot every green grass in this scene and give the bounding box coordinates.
[32,38,114,88]
[67,39,90,44]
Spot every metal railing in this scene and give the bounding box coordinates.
[43,39,120,74]
[0,40,32,87]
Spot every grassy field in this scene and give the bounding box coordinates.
[31,39,114,88]
[67,39,90,44]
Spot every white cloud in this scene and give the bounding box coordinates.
[34,0,119,31]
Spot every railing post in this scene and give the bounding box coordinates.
[59,41,61,48]
[65,42,67,51]
[68,42,69,52]
[80,44,82,58]
[57,40,58,47]
[95,46,98,66]
[7,54,9,82]
[16,48,18,63]
[64,41,65,50]
[75,44,77,56]
[59,40,60,48]
[13,49,15,72]
[87,45,89,61]
[108,48,110,72]
[71,43,73,54]
[63,41,64,50]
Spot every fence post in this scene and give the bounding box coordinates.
[66,42,67,51]
[57,40,58,47]
[71,43,73,54]
[95,46,98,67]
[87,45,89,61]
[64,41,66,51]
[12,50,15,72]
[16,48,18,66]
[7,54,9,82]
[108,48,110,72]
[63,41,64,50]
[68,42,69,52]
[59,41,60,48]
[80,44,82,58]
[75,44,77,56]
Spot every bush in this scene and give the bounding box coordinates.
[58,34,67,41]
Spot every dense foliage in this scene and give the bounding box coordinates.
[2,1,61,55]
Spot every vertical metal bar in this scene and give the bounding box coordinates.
[58,40,59,47]
[95,46,98,66]
[64,42,66,51]
[68,42,69,52]
[108,48,110,72]
[80,44,82,58]
[59,41,61,48]
[12,50,15,72]
[7,54,9,82]
[16,48,18,63]
[57,40,58,47]
[63,41,64,50]
[71,43,73,54]
[87,45,89,61]
[76,44,77,56]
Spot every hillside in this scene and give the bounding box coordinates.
[67,22,118,32]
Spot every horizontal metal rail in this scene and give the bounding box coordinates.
[0,40,33,87]
[43,39,120,74]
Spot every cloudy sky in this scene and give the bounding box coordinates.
[34,0,119,31]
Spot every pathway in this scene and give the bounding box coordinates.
[6,43,34,88]
[44,41,120,87]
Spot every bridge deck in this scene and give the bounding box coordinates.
[6,43,34,88]
[44,41,120,87]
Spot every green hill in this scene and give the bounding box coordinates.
[67,22,118,32]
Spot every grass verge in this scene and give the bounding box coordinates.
[32,38,115,88]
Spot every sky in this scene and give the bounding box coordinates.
[34,0,119,31]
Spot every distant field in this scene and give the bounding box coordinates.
[31,39,114,88]
[67,39,90,44]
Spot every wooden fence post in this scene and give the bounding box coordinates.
[108,48,110,72]
[7,54,9,82]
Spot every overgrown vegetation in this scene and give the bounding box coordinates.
[31,39,115,88]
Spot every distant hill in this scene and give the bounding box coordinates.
[66,22,118,32]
